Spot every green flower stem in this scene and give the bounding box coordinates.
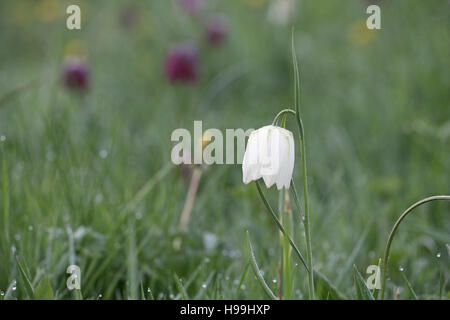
[272,108,296,126]
[380,195,450,300]
[255,180,309,272]
[292,30,315,300]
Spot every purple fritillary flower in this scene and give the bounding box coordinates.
[205,15,228,47]
[178,0,205,15]
[165,43,199,84]
[62,57,89,92]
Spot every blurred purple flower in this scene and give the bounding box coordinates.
[165,43,199,84]
[205,15,228,47]
[62,57,89,92]
[178,0,205,15]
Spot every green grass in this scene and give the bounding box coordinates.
[0,0,449,300]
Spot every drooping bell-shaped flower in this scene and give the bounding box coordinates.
[165,43,199,84]
[205,15,228,47]
[242,125,295,190]
[62,56,90,92]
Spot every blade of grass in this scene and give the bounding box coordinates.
[246,231,278,300]
[3,280,17,300]
[173,273,189,300]
[292,28,314,299]
[140,282,146,300]
[235,261,249,298]
[353,265,374,300]
[33,277,54,300]
[2,157,9,244]
[127,217,138,300]
[438,257,443,300]
[313,270,348,300]
[15,255,34,299]
[400,270,417,300]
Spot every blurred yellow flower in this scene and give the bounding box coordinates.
[348,20,376,46]
[64,40,88,58]
[34,0,62,23]
[201,131,214,151]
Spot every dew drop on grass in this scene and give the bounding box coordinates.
[147,288,151,293]
[97,294,102,299]
[240,284,246,290]
[201,283,207,289]
[99,149,108,159]
[0,135,6,142]
[46,151,55,162]
[399,267,404,272]
[272,279,277,283]
[94,193,103,204]
[436,252,441,258]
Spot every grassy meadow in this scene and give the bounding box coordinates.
[0,0,449,300]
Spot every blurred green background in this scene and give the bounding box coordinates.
[0,0,448,299]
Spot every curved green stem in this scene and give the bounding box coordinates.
[272,108,296,126]
[255,180,309,272]
[292,29,314,299]
[380,195,450,300]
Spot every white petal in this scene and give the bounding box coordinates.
[241,125,295,189]
[275,132,289,190]
[279,131,295,189]
[242,131,261,184]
